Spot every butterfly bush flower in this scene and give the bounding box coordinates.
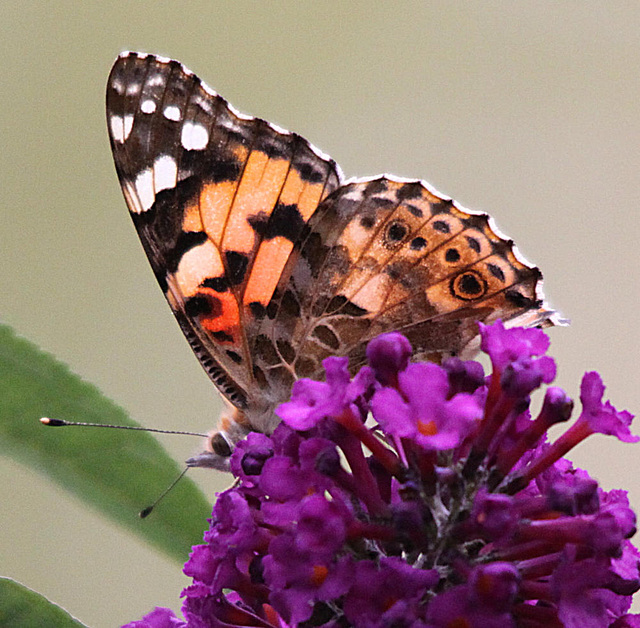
[125,321,640,627]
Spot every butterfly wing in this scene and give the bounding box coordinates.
[255,176,562,385]
[106,52,342,422]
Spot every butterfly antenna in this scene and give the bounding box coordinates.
[40,417,207,438]
[139,467,190,518]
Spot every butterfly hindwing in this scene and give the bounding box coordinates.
[107,52,342,415]
[257,177,557,383]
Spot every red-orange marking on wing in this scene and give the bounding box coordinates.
[242,170,324,308]
[182,199,204,232]
[222,150,287,254]
[294,177,327,221]
[199,289,241,344]
[200,181,237,247]
[278,169,306,207]
[243,236,294,307]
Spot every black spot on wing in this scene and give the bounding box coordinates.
[487,263,506,282]
[326,295,368,317]
[280,290,301,317]
[450,272,487,301]
[248,301,266,319]
[266,300,278,319]
[276,339,295,364]
[459,274,482,296]
[226,350,243,364]
[253,119,292,158]
[359,214,376,229]
[506,290,537,308]
[370,196,395,209]
[396,181,424,201]
[445,248,461,263]
[295,161,325,183]
[252,365,268,389]
[291,134,326,183]
[364,179,388,195]
[255,135,290,159]
[207,157,242,184]
[225,251,249,285]
[248,203,305,242]
[181,150,241,184]
[466,236,481,253]
[385,221,408,245]
[211,330,235,343]
[130,176,202,231]
[432,220,450,234]
[312,325,340,350]
[202,276,230,292]
[462,213,490,230]
[185,294,213,317]
[406,204,424,218]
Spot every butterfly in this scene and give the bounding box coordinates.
[106,52,562,470]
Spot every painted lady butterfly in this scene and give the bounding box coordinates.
[107,52,562,470]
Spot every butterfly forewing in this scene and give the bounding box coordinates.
[107,52,342,416]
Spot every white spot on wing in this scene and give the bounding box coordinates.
[164,105,181,121]
[134,168,155,212]
[146,73,165,88]
[109,114,134,143]
[193,95,214,115]
[154,155,177,193]
[176,240,224,296]
[141,99,156,114]
[219,117,243,133]
[126,82,140,96]
[123,114,134,141]
[109,116,125,143]
[181,121,209,150]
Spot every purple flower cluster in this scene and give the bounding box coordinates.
[126,322,640,627]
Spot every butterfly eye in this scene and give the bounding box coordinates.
[450,270,487,301]
[384,220,409,247]
[210,432,232,457]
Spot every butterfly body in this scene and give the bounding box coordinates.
[107,52,561,469]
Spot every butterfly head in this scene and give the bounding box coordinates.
[186,403,255,470]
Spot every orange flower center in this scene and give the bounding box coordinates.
[417,419,438,436]
[311,564,329,587]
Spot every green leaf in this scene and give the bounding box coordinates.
[0,577,88,628]
[0,323,212,563]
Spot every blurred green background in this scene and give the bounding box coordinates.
[2,2,639,626]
